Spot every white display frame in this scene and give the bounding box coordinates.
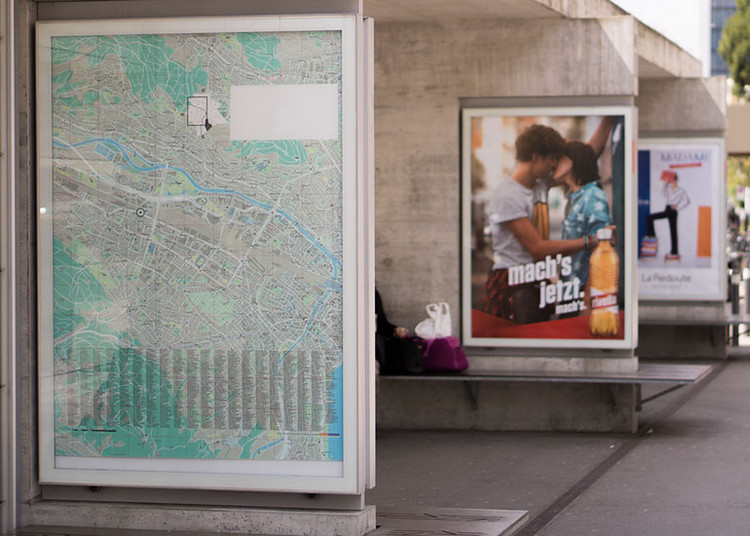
[461,105,636,350]
[37,15,367,494]
[637,138,727,301]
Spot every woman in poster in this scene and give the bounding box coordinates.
[555,140,613,289]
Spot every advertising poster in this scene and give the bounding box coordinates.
[461,107,634,349]
[637,140,725,300]
[36,16,366,493]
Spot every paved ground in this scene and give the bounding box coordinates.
[368,356,750,535]
[535,358,749,536]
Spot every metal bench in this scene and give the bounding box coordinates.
[380,362,713,412]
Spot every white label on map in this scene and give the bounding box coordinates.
[230,84,339,140]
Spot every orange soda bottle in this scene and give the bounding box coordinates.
[532,202,549,240]
[589,228,619,337]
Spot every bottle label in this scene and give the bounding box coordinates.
[590,288,618,313]
[589,288,620,336]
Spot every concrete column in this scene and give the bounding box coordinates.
[15,0,41,520]
[636,77,728,359]
[637,77,727,135]
[0,0,17,531]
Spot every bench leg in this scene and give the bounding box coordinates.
[463,381,479,411]
[636,384,685,411]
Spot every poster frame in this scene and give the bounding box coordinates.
[460,105,636,351]
[36,14,367,494]
[636,137,727,302]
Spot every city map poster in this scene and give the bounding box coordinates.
[461,107,635,350]
[637,140,726,300]
[37,16,366,493]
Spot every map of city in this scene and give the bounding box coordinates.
[48,28,345,465]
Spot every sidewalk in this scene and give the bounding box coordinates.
[368,356,750,535]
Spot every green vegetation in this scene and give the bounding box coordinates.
[728,156,750,206]
[236,33,281,72]
[719,0,750,97]
[53,236,110,338]
[232,140,308,166]
[52,35,208,112]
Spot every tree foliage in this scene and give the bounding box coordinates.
[728,156,750,206]
[719,0,750,97]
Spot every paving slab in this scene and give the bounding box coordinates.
[372,506,528,535]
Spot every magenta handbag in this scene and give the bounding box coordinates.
[422,336,469,372]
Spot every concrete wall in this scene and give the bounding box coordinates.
[377,379,637,433]
[364,0,629,23]
[373,16,637,332]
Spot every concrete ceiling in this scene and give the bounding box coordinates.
[363,0,703,80]
[363,0,563,22]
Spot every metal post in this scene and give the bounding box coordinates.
[731,270,740,315]
[730,268,741,345]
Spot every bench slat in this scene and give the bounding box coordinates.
[381,363,713,385]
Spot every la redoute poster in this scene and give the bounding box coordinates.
[637,140,725,300]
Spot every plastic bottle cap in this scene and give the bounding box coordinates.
[596,227,612,240]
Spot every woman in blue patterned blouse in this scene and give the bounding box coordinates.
[554,140,612,290]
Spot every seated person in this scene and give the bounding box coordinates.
[375,288,420,375]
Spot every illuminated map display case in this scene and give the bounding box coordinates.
[37,15,370,494]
